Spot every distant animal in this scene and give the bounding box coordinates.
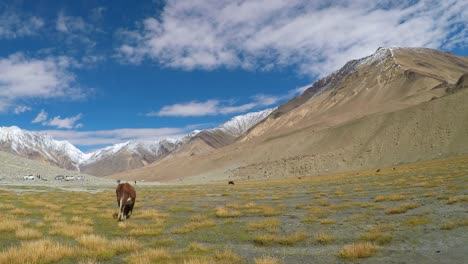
[115,182,136,221]
[376,169,381,173]
[228,181,235,185]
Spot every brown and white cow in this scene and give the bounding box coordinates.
[115,182,136,221]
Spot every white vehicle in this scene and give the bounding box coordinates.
[65,176,75,181]
[23,175,35,180]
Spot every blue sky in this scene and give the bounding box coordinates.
[0,0,466,152]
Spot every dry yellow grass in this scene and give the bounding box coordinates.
[171,219,216,234]
[375,193,407,202]
[254,232,307,246]
[15,228,42,240]
[70,216,94,225]
[133,209,168,220]
[0,218,23,232]
[247,218,280,232]
[49,222,93,238]
[215,206,241,218]
[338,242,380,259]
[404,216,431,226]
[78,234,142,259]
[319,200,331,206]
[152,237,176,246]
[319,218,337,225]
[129,227,164,236]
[259,205,283,217]
[10,208,30,216]
[0,204,15,210]
[183,257,212,264]
[447,195,467,204]
[214,249,242,263]
[308,206,334,217]
[78,259,100,264]
[190,214,209,222]
[0,239,75,263]
[127,248,171,264]
[301,216,317,223]
[440,219,468,230]
[360,228,393,245]
[254,256,281,264]
[188,242,209,252]
[315,232,335,244]
[384,202,420,214]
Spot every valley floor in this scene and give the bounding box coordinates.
[0,155,466,263]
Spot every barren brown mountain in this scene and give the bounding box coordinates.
[111,47,468,182]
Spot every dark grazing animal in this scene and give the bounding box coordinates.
[115,182,136,221]
[228,181,235,185]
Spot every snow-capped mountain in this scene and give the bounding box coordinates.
[0,107,274,176]
[80,139,180,176]
[175,108,275,150]
[0,126,85,170]
[214,108,275,137]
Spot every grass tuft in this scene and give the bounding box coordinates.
[315,232,335,244]
[0,239,75,263]
[338,242,379,259]
[127,248,171,264]
[375,194,407,202]
[216,207,241,218]
[254,256,281,264]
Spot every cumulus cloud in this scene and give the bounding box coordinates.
[147,92,287,117]
[32,110,48,123]
[0,53,86,112]
[46,113,83,129]
[116,0,467,76]
[153,100,220,117]
[13,105,32,115]
[38,127,188,147]
[0,11,44,39]
[32,110,83,129]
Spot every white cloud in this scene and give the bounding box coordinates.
[0,12,44,39]
[289,84,312,96]
[117,0,467,76]
[32,110,48,123]
[38,127,188,147]
[153,100,220,117]
[56,12,88,33]
[148,93,285,117]
[13,105,32,115]
[0,53,85,112]
[90,6,106,21]
[31,110,84,129]
[46,113,83,129]
[55,11,96,49]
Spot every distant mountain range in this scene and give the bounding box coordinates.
[0,108,274,176]
[2,47,468,182]
[110,47,468,182]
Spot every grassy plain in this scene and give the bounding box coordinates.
[0,155,466,263]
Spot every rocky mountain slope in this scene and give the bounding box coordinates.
[111,47,468,182]
[0,108,274,176]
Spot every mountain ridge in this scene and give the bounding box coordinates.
[110,47,468,182]
[0,108,275,175]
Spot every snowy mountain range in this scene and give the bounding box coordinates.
[0,108,274,175]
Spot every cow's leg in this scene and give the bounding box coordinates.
[118,197,125,221]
